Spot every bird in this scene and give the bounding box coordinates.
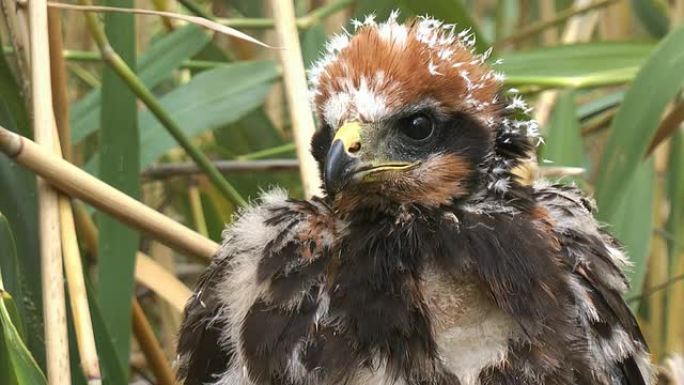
[176,12,654,385]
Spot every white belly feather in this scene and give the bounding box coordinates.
[422,267,520,385]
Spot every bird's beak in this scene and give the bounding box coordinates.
[324,121,362,194]
[324,121,419,195]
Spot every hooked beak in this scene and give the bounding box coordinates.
[324,121,362,194]
[324,121,418,195]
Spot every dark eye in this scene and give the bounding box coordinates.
[399,114,434,141]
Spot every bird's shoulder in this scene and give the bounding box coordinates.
[530,182,654,385]
[177,189,338,385]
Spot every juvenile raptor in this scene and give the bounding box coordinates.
[177,13,653,385]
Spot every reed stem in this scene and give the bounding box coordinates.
[79,0,248,206]
[58,198,102,384]
[271,0,322,198]
[494,0,620,48]
[188,181,209,237]
[0,125,219,260]
[131,299,176,385]
[28,0,71,383]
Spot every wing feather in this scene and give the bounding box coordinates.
[176,190,335,385]
[535,183,653,385]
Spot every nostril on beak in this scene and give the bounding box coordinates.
[348,141,361,154]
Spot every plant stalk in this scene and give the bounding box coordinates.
[647,100,684,156]
[131,299,176,385]
[48,7,72,161]
[68,198,193,314]
[142,158,299,179]
[271,0,322,198]
[297,0,354,29]
[58,198,102,384]
[218,0,354,29]
[27,0,71,383]
[238,142,297,160]
[494,0,620,48]
[135,253,192,313]
[48,8,102,382]
[0,125,219,260]
[188,181,209,237]
[78,0,247,207]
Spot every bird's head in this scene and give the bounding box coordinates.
[309,13,539,212]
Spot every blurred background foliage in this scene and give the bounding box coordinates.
[0,0,683,384]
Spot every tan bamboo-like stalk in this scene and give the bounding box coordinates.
[271,0,322,198]
[647,100,684,156]
[188,181,209,237]
[131,298,176,385]
[142,159,300,179]
[135,252,192,314]
[48,7,72,162]
[67,197,195,313]
[646,144,672,360]
[77,0,247,208]
[72,200,99,259]
[58,198,102,385]
[150,0,177,31]
[48,9,101,382]
[534,0,600,126]
[50,1,271,48]
[150,242,183,360]
[494,0,619,48]
[539,0,558,45]
[0,0,31,103]
[674,0,684,26]
[598,0,630,40]
[665,251,684,355]
[0,126,219,260]
[515,1,601,185]
[28,0,71,383]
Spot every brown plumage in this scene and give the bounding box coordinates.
[177,13,653,385]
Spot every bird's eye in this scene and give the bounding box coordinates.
[399,114,434,141]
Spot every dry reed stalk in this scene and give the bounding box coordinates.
[150,242,183,360]
[188,182,209,237]
[534,0,601,126]
[262,2,286,137]
[48,11,102,382]
[271,0,322,198]
[78,0,247,208]
[142,159,300,179]
[515,1,601,189]
[28,0,71,383]
[494,0,618,48]
[323,0,349,35]
[66,196,195,312]
[0,0,31,101]
[150,0,178,31]
[648,101,684,156]
[48,1,272,48]
[538,166,586,177]
[131,298,177,385]
[674,0,684,26]
[72,200,100,259]
[539,0,558,45]
[598,0,630,40]
[0,126,219,260]
[666,254,684,355]
[135,252,192,314]
[48,8,72,161]
[58,198,102,384]
[646,145,674,360]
